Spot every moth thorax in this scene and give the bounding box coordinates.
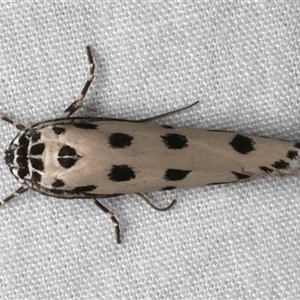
[4,132,30,182]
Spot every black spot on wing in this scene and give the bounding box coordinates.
[109,133,133,149]
[18,169,28,179]
[52,179,65,188]
[229,134,255,154]
[58,146,77,156]
[161,186,176,191]
[108,165,136,182]
[286,150,298,160]
[161,133,188,149]
[72,185,97,194]
[74,123,98,129]
[259,166,274,174]
[58,158,77,169]
[164,169,191,181]
[272,160,290,170]
[30,158,44,171]
[53,127,66,135]
[294,143,300,149]
[232,171,250,180]
[32,171,42,183]
[161,125,174,129]
[31,132,41,143]
[30,143,45,156]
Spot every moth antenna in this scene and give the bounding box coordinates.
[136,193,176,211]
[135,100,199,122]
[0,114,26,131]
[0,186,29,205]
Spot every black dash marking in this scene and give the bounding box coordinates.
[272,160,290,170]
[72,185,97,194]
[31,132,41,143]
[232,171,250,180]
[30,143,45,156]
[207,181,236,186]
[32,171,42,183]
[207,129,228,133]
[259,166,274,174]
[109,133,133,149]
[161,133,188,149]
[287,150,298,160]
[17,146,27,157]
[30,158,44,171]
[108,165,136,182]
[161,186,176,191]
[49,189,64,195]
[294,143,300,149]
[18,169,28,179]
[18,134,28,145]
[58,146,77,157]
[53,127,66,135]
[74,123,98,129]
[52,179,65,188]
[16,156,27,169]
[164,169,191,181]
[229,134,256,154]
[161,125,174,129]
[58,158,77,169]
[98,193,124,198]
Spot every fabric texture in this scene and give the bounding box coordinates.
[0,3,299,299]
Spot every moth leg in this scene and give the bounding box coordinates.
[136,193,176,211]
[94,198,121,244]
[0,186,29,205]
[135,100,199,122]
[0,114,26,131]
[61,46,96,118]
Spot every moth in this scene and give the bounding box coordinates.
[1,46,299,243]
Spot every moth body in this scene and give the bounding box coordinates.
[5,117,300,199]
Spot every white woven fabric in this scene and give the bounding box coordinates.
[0,3,299,299]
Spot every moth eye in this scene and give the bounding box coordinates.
[4,149,14,165]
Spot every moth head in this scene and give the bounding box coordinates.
[5,130,30,184]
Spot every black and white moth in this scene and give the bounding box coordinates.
[1,46,300,243]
